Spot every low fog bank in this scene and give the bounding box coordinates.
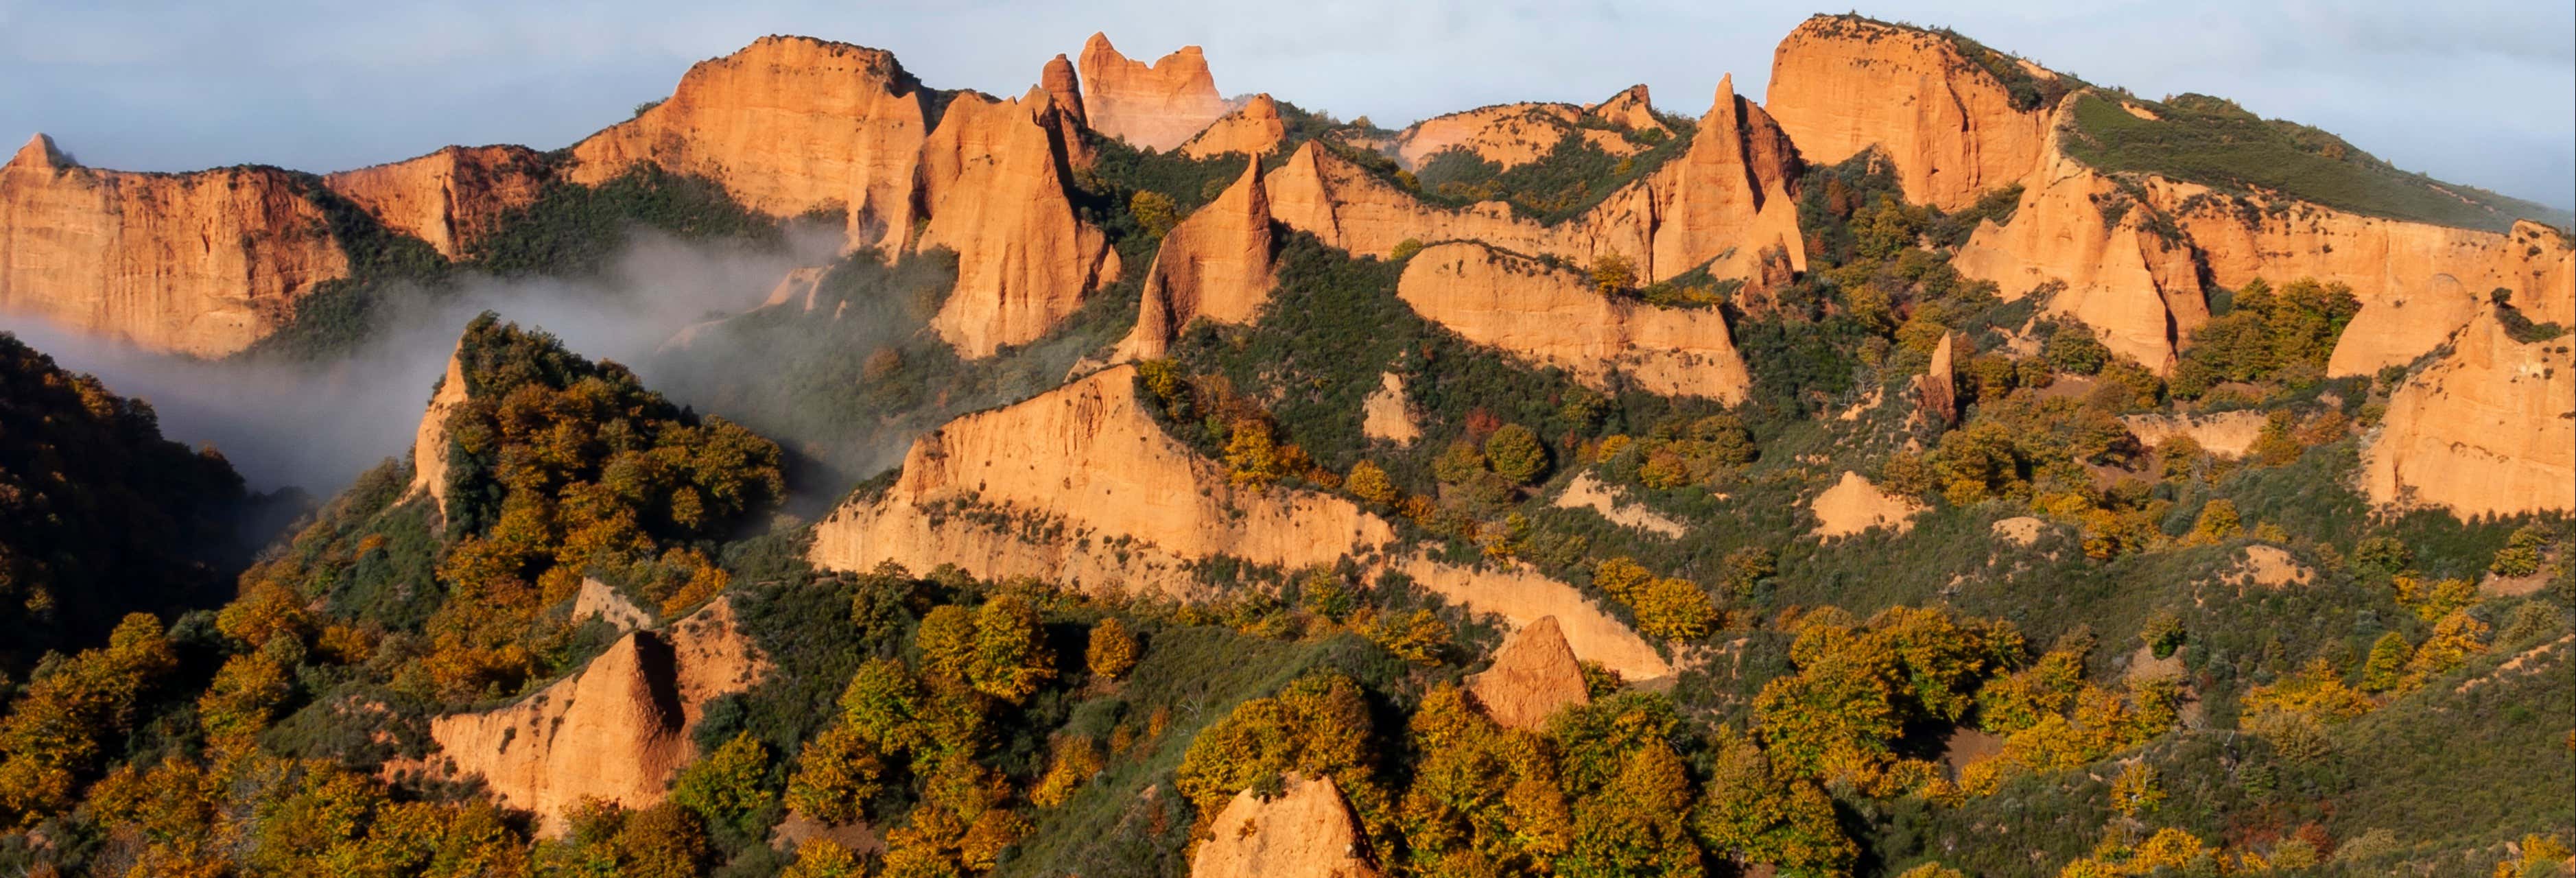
[10,227,844,499]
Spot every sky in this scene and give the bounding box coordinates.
[0,1,2570,209]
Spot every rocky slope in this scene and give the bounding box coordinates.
[1112,157,1277,361]
[1179,93,1288,159]
[2362,306,2574,517]
[406,344,471,521]
[1190,773,1380,878]
[809,364,1670,680]
[415,597,767,834]
[1271,78,1805,286]
[1395,242,1751,401]
[1765,14,2051,211]
[1075,33,1229,152]
[0,134,351,356]
[321,144,550,259]
[1392,86,1672,171]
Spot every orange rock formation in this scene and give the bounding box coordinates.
[2362,306,2574,518]
[1360,372,1422,445]
[1393,86,1671,171]
[1915,333,1958,425]
[916,89,1122,356]
[407,345,471,520]
[322,144,550,259]
[567,36,932,250]
[1396,243,1751,401]
[1811,471,1924,538]
[1190,773,1380,878]
[0,134,351,356]
[809,364,1671,680]
[1113,157,1276,361]
[1764,14,2051,210]
[421,597,766,834]
[1179,94,1288,159]
[1076,33,1228,152]
[1465,615,1592,730]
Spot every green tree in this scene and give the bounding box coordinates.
[1131,191,1181,237]
[1483,424,1550,486]
[2360,631,2411,693]
[968,595,1054,703]
[672,731,774,836]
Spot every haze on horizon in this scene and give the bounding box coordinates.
[1,0,2569,213]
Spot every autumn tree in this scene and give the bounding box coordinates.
[1346,460,1398,505]
[1086,617,1140,680]
[1484,424,1550,485]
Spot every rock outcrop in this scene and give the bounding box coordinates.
[1393,86,1672,171]
[572,578,653,634]
[1190,773,1380,878]
[322,144,550,259]
[1360,372,1421,445]
[1076,33,1228,153]
[2121,410,2269,459]
[810,364,1670,680]
[1113,157,1275,361]
[1552,472,1688,538]
[1465,615,1592,730]
[1764,14,2051,210]
[407,344,471,519]
[917,89,1123,357]
[1179,94,1288,159]
[0,134,351,356]
[1949,112,2206,372]
[1271,78,1804,287]
[1396,243,1751,401]
[420,597,766,834]
[1811,471,1924,538]
[1040,54,1087,129]
[567,36,932,249]
[2362,306,2574,518]
[1915,333,1959,425]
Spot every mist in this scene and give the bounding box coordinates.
[9,226,846,499]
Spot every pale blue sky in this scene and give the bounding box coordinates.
[2,0,2568,209]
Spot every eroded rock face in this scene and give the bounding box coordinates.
[421,597,766,834]
[568,35,931,249]
[1765,14,2051,209]
[1180,94,1288,159]
[0,134,351,356]
[917,90,1122,357]
[1811,471,1924,538]
[810,364,1671,680]
[2121,410,2269,459]
[1465,615,1591,731]
[1113,157,1275,361]
[1360,372,1421,446]
[1190,773,1380,878]
[1076,33,1228,153]
[322,145,550,259]
[407,344,471,520]
[1915,333,1959,425]
[2363,306,2574,518]
[1396,242,1751,401]
[1271,79,1804,287]
[1950,116,2205,372]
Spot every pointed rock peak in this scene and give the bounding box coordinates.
[1465,615,1592,730]
[10,133,62,169]
[1078,34,1227,152]
[1041,53,1086,126]
[1084,31,1115,54]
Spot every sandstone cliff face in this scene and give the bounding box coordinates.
[423,597,766,834]
[322,144,550,259]
[917,89,1122,357]
[567,36,930,249]
[1113,157,1275,361]
[1190,773,1380,878]
[1076,33,1228,153]
[1764,14,2050,210]
[1396,243,1751,401]
[2362,307,2574,518]
[1271,80,1804,287]
[1179,94,1288,160]
[1360,372,1422,445]
[810,364,1671,680]
[1915,333,1958,425]
[2121,410,2268,459]
[1950,129,2206,372]
[0,134,351,356]
[1464,615,1591,731]
[1811,471,1923,538]
[407,345,471,519]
